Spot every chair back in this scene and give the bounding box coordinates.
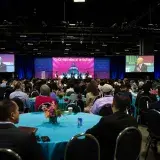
[70,93,78,102]
[38,102,52,111]
[93,95,101,104]
[0,87,6,100]
[114,127,142,160]
[66,103,81,113]
[0,148,22,160]
[99,104,113,116]
[66,91,75,97]
[64,133,100,160]
[138,96,152,112]
[147,109,160,138]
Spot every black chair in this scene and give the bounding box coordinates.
[66,91,75,97]
[66,103,81,113]
[93,95,101,104]
[38,102,52,111]
[98,104,113,117]
[0,148,22,160]
[11,98,24,113]
[76,99,85,112]
[145,109,160,160]
[137,96,152,124]
[0,87,6,100]
[114,127,142,160]
[64,133,100,160]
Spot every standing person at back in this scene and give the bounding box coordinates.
[0,100,43,160]
[86,93,138,160]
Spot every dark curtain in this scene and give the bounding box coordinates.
[154,55,160,79]
[15,55,34,79]
[110,56,125,79]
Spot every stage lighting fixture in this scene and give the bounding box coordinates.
[73,0,85,2]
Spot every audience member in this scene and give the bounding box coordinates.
[135,83,157,107]
[86,93,138,160]
[12,98,24,113]
[9,81,31,108]
[0,100,43,160]
[91,84,113,115]
[85,80,99,112]
[0,79,7,88]
[35,84,56,111]
[149,86,160,111]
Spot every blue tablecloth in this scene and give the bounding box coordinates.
[17,112,101,160]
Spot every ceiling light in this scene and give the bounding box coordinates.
[27,43,33,46]
[66,44,71,46]
[102,44,108,47]
[20,35,27,38]
[64,52,68,55]
[33,48,38,51]
[73,0,85,2]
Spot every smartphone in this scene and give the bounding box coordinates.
[41,136,50,142]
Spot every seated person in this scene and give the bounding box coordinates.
[135,83,157,107]
[86,93,138,160]
[12,98,24,114]
[150,86,160,111]
[90,84,114,115]
[0,100,43,160]
[9,81,31,108]
[35,84,56,111]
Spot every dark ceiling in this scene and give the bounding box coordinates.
[0,0,160,56]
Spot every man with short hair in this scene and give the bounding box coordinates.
[0,100,43,160]
[9,81,30,108]
[90,84,113,115]
[86,93,138,160]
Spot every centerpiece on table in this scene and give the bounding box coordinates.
[42,102,62,124]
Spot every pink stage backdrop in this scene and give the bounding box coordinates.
[52,57,94,78]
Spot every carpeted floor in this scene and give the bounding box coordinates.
[139,126,160,160]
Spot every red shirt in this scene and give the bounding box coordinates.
[35,96,55,111]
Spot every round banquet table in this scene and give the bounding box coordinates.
[17,112,101,160]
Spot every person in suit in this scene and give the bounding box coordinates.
[134,57,147,72]
[86,93,138,160]
[0,100,43,160]
[0,57,7,72]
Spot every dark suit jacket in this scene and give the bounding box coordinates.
[86,111,138,160]
[134,64,147,72]
[0,63,7,72]
[0,123,43,160]
[150,100,160,111]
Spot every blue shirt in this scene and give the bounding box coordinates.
[91,95,113,115]
[10,89,31,108]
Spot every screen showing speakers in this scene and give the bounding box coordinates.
[0,54,15,72]
[126,56,154,73]
[34,57,110,79]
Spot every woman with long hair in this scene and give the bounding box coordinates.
[84,80,99,112]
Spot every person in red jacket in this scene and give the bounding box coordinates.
[35,84,56,111]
